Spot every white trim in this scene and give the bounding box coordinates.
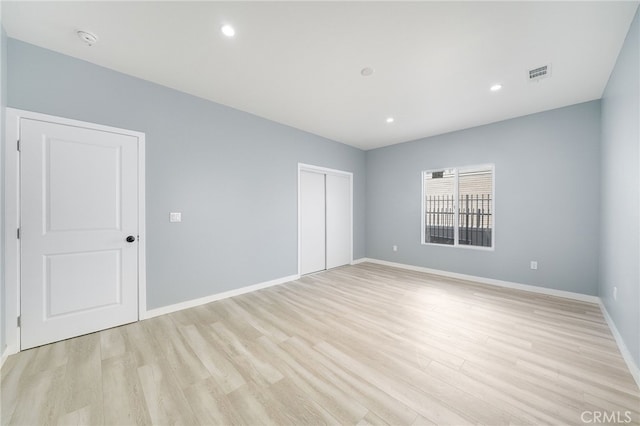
[137,134,147,318]
[297,166,301,276]
[297,163,353,276]
[5,109,21,354]
[3,108,146,355]
[143,274,299,319]
[361,258,599,303]
[351,258,368,265]
[598,300,640,390]
[0,345,11,371]
[298,163,352,177]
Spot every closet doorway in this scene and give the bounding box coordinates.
[298,164,353,275]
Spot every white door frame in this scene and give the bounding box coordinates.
[297,163,353,276]
[3,108,146,355]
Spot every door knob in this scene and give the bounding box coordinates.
[126,235,136,243]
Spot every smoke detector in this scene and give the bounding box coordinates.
[77,30,98,46]
[528,64,551,82]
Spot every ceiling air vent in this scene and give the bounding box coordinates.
[528,64,551,82]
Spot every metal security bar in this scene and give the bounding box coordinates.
[424,195,455,245]
[425,194,492,247]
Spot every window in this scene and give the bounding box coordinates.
[422,165,494,249]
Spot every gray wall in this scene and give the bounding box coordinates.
[600,8,639,367]
[1,25,7,354]
[7,39,366,310]
[366,101,601,296]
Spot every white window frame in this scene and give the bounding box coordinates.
[421,164,495,251]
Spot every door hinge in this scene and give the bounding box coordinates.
[17,316,21,327]
[17,228,20,239]
[17,140,20,151]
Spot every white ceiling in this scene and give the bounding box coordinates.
[2,1,638,150]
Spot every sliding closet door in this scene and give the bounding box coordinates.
[326,174,351,269]
[300,171,326,275]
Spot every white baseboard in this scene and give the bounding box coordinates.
[598,300,640,390]
[351,258,368,265]
[0,343,16,372]
[0,347,9,371]
[143,274,300,319]
[360,258,600,303]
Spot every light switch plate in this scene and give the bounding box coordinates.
[169,212,182,223]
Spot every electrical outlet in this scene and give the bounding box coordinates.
[530,261,538,270]
[169,212,182,222]
[392,245,398,252]
[613,287,618,301]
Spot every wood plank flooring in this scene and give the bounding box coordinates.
[2,263,639,425]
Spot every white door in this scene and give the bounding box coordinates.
[299,166,352,275]
[20,118,139,349]
[300,171,326,275]
[326,174,351,269]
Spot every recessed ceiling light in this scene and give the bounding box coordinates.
[221,25,235,37]
[77,30,98,46]
[490,84,503,92]
[386,117,395,124]
[361,67,374,77]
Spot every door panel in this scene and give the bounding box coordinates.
[46,250,121,317]
[20,118,139,349]
[326,174,351,269]
[47,138,121,231]
[300,171,326,275]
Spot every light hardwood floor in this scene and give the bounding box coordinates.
[2,263,639,425]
